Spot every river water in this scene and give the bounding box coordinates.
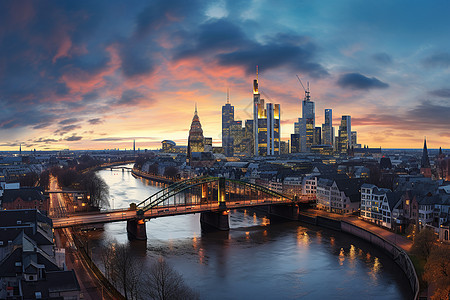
[86,165,412,299]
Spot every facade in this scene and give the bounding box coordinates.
[222,93,234,157]
[187,106,204,164]
[337,115,351,154]
[322,109,333,146]
[294,88,315,152]
[317,178,362,214]
[1,188,49,213]
[314,127,321,145]
[360,184,402,229]
[290,134,300,153]
[252,71,281,156]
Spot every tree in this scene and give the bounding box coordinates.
[19,172,39,187]
[148,163,159,175]
[80,172,110,209]
[39,170,50,190]
[163,167,178,179]
[411,227,437,259]
[423,244,450,300]
[142,257,199,300]
[102,242,140,300]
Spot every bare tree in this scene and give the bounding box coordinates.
[141,257,198,300]
[104,242,140,300]
[80,171,110,209]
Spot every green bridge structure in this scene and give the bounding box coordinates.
[52,176,315,240]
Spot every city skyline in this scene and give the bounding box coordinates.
[1,0,450,151]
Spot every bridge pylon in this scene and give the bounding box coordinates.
[127,218,147,240]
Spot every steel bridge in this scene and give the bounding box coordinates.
[52,176,312,239]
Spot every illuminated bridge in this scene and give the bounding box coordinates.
[52,176,314,240]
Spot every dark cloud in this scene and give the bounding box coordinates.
[372,53,392,65]
[423,53,450,68]
[337,73,389,90]
[118,41,155,78]
[174,19,328,78]
[34,138,58,143]
[88,118,103,125]
[429,88,450,98]
[59,118,79,125]
[54,125,80,136]
[92,137,132,142]
[65,135,82,141]
[116,89,147,106]
[134,0,203,37]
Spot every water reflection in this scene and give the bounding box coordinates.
[88,165,412,300]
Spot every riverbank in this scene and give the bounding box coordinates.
[298,209,419,300]
[55,227,122,300]
[131,168,175,184]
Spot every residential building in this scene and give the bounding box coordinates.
[317,178,363,214]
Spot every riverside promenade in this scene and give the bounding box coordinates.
[299,209,413,251]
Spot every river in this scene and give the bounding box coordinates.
[86,165,412,299]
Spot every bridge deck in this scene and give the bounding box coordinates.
[52,198,312,228]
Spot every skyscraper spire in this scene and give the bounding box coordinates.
[195,102,198,115]
[256,65,259,81]
[227,88,230,104]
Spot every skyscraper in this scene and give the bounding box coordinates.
[252,67,280,156]
[222,90,234,157]
[187,105,204,163]
[338,115,351,154]
[253,67,261,156]
[294,83,314,152]
[267,103,280,155]
[322,109,333,146]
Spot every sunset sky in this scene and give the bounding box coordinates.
[1,0,449,151]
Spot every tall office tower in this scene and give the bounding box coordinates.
[222,90,234,157]
[294,83,315,152]
[187,105,204,163]
[322,109,333,146]
[230,120,244,155]
[253,67,261,156]
[266,103,280,155]
[314,127,321,145]
[337,115,351,154]
[351,131,357,148]
[252,67,280,156]
[243,119,254,156]
[291,134,300,153]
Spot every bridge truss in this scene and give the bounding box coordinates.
[135,176,294,216]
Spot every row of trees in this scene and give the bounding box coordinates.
[411,228,450,300]
[100,241,198,300]
[51,166,110,209]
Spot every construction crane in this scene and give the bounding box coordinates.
[296,74,310,101]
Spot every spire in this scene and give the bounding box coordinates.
[195,103,198,115]
[226,88,230,104]
[256,65,259,81]
[19,144,21,156]
[421,137,431,169]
